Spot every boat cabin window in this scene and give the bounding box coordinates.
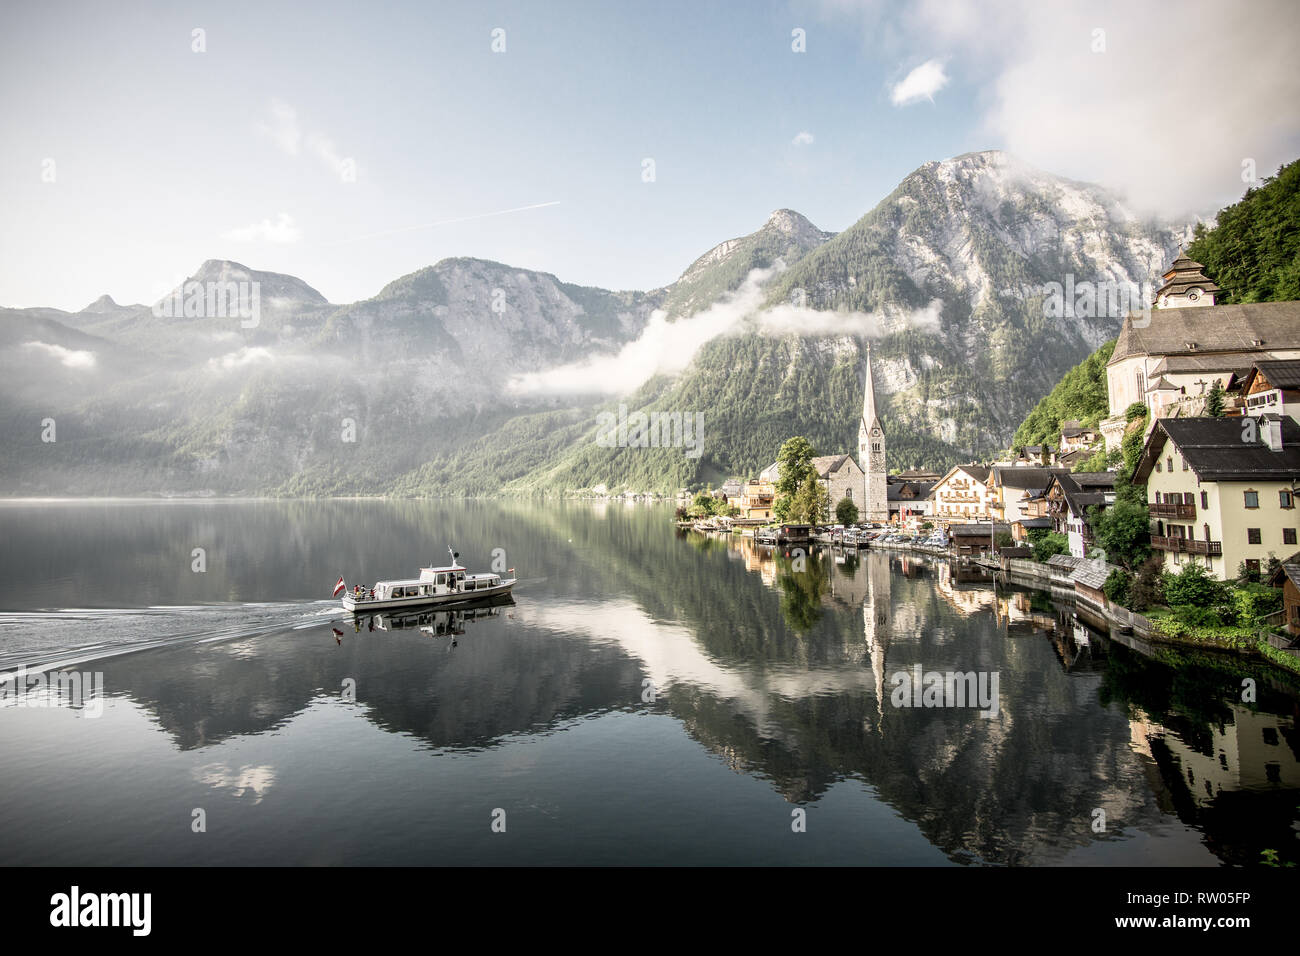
[436,573,447,586]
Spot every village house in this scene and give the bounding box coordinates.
[1266,553,1300,637]
[1043,471,1117,558]
[987,465,1069,528]
[1058,420,1100,454]
[948,522,1012,556]
[929,465,994,524]
[1134,416,1300,580]
[887,476,936,528]
[1101,255,1300,450]
[1236,360,1300,422]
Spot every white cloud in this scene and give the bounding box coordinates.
[223,212,302,244]
[890,58,948,106]
[207,346,274,372]
[257,99,301,156]
[791,130,815,147]
[507,266,942,396]
[22,341,96,369]
[826,0,1300,218]
[257,100,356,181]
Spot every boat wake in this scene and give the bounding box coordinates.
[0,600,344,673]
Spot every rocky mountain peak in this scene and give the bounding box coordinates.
[80,294,123,313]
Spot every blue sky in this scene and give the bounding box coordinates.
[2,0,1297,310]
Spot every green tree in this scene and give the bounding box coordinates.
[1186,158,1300,304]
[835,496,859,526]
[1089,496,1150,569]
[1103,568,1132,606]
[1206,380,1225,417]
[790,473,830,524]
[774,436,816,521]
[1125,402,1148,422]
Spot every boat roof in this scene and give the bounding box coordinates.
[419,564,465,572]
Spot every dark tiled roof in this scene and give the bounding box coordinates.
[1135,415,1300,482]
[949,523,1010,536]
[1250,360,1300,391]
[1048,554,1085,570]
[1163,254,1208,276]
[1017,517,1053,529]
[1111,301,1300,364]
[1070,472,1117,489]
[887,480,936,501]
[992,465,1067,490]
[1268,552,1300,589]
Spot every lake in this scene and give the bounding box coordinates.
[0,498,1296,865]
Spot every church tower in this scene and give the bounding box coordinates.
[858,343,888,522]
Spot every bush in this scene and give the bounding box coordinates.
[1163,562,1228,609]
[1125,402,1149,422]
[1103,568,1132,605]
[1127,556,1166,611]
[995,531,1015,549]
[1029,530,1069,563]
[1234,582,1283,625]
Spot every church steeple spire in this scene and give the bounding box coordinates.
[862,341,882,435]
[858,342,888,522]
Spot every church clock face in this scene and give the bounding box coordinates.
[871,427,881,437]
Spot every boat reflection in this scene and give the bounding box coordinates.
[349,596,514,640]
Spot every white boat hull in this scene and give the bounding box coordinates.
[342,579,516,613]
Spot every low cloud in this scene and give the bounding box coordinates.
[22,341,96,369]
[507,266,942,396]
[890,59,948,106]
[791,131,815,147]
[207,346,275,372]
[223,213,301,244]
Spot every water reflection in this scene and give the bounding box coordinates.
[1,503,1297,866]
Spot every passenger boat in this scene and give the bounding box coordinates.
[337,548,516,613]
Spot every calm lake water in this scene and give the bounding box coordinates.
[1,499,1297,866]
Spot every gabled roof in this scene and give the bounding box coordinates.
[1110,301,1300,365]
[1268,551,1300,589]
[1047,554,1085,570]
[1134,415,1300,482]
[812,454,861,478]
[1240,360,1300,394]
[934,464,991,487]
[887,480,936,501]
[991,465,1067,491]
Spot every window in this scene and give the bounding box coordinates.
[1286,528,1297,545]
[1184,492,1195,505]
[1246,558,1261,579]
[1201,491,1208,509]
[1155,461,1162,472]
[1182,458,1188,471]
[1167,457,1174,471]
[1282,491,1294,509]
[1244,490,1260,509]
[1247,528,1262,544]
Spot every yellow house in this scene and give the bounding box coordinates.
[1134,416,1300,580]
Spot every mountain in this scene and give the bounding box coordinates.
[0,150,1192,496]
[659,208,833,318]
[521,151,1185,491]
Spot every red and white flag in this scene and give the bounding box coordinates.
[332,576,346,597]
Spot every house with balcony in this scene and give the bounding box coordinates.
[987,465,1069,528]
[929,465,993,525]
[732,476,775,520]
[1133,416,1300,580]
[887,476,936,528]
